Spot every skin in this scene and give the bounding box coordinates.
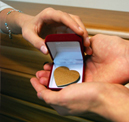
[31,78,129,122]
[1,4,129,121]
[0,7,91,54]
[36,34,129,84]
[85,34,129,84]
[30,34,129,122]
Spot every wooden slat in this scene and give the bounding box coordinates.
[1,68,50,107]
[1,68,111,122]
[4,1,129,39]
[0,45,52,74]
[1,1,129,51]
[0,113,28,122]
[1,1,128,122]
[1,34,36,50]
[0,94,92,122]
[87,28,129,39]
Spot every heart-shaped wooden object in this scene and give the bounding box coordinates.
[54,66,80,87]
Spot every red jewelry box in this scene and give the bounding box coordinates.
[45,34,85,90]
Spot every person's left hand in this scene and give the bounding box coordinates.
[21,8,91,54]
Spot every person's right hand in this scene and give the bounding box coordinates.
[85,34,129,84]
[30,34,129,121]
[36,34,129,85]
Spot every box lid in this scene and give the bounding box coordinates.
[45,34,84,64]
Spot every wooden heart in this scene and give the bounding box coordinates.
[54,66,80,87]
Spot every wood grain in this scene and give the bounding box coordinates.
[0,69,111,122]
[0,94,92,122]
[0,1,128,122]
[4,1,129,36]
[0,45,52,74]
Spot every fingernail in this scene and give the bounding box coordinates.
[79,27,83,32]
[40,46,48,54]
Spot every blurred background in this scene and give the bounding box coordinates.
[4,0,129,12]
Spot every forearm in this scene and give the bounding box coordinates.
[92,84,129,122]
[0,8,33,34]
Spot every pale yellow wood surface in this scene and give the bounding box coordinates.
[4,1,129,33]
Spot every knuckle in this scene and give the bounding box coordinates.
[45,7,54,12]
[43,7,54,16]
[56,9,62,13]
[75,15,81,20]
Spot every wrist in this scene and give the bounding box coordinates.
[15,13,34,34]
[96,84,129,122]
[9,12,33,34]
[88,84,111,120]
[0,8,34,34]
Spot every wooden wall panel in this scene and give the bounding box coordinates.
[4,1,129,33]
[1,1,128,122]
[1,68,49,107]
[0,69,110,122]
[4,1,129,39]
[0,45,52,74]
[0,114,26,122]
[0,94,92,122]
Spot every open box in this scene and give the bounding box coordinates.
[45,34,85,90]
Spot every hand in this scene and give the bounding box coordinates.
[0,7,91,54]
[36,34,129,84]
[85,34,129,84]
[21,8,91,54]
[30,34,129,121]
[30,77,129,122]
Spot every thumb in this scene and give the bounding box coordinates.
[22,30,48,54]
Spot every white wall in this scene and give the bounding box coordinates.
[4,0,129,12]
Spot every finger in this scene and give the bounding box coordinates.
[22,30,48,54]
[85,47,93,55]
[40,8,84,35]
[43,63,52,71]
[39,77,49,86]
[36,70,50,79]
[31,77,59,104]
[30,77,46,93]
[70,14,90,47]
[37,89,59,105]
